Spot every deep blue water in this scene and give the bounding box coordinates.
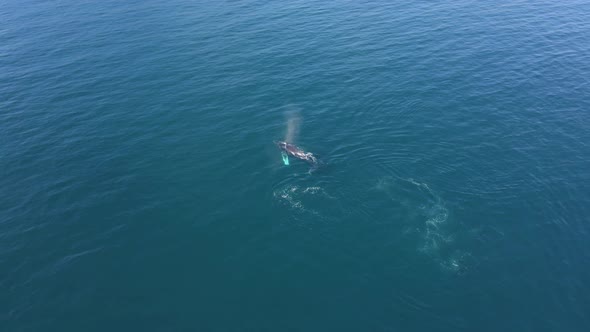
[2,0,590,331]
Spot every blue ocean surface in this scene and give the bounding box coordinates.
[2,0,590,331]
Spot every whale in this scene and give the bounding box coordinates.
[275,141,318,165]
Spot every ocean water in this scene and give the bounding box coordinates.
[2,0,590,331]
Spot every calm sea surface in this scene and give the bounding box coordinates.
[2,0,590,331]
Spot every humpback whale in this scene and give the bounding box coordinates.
[275,141,318,165]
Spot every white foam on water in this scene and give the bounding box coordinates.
[272,183,341,226]
[375,176,470,273]
[303,186,321,194]
[273,185,306,212]
[302,186,336,199]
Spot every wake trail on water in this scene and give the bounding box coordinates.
[375,176,473,274]
[272,184,338,226]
